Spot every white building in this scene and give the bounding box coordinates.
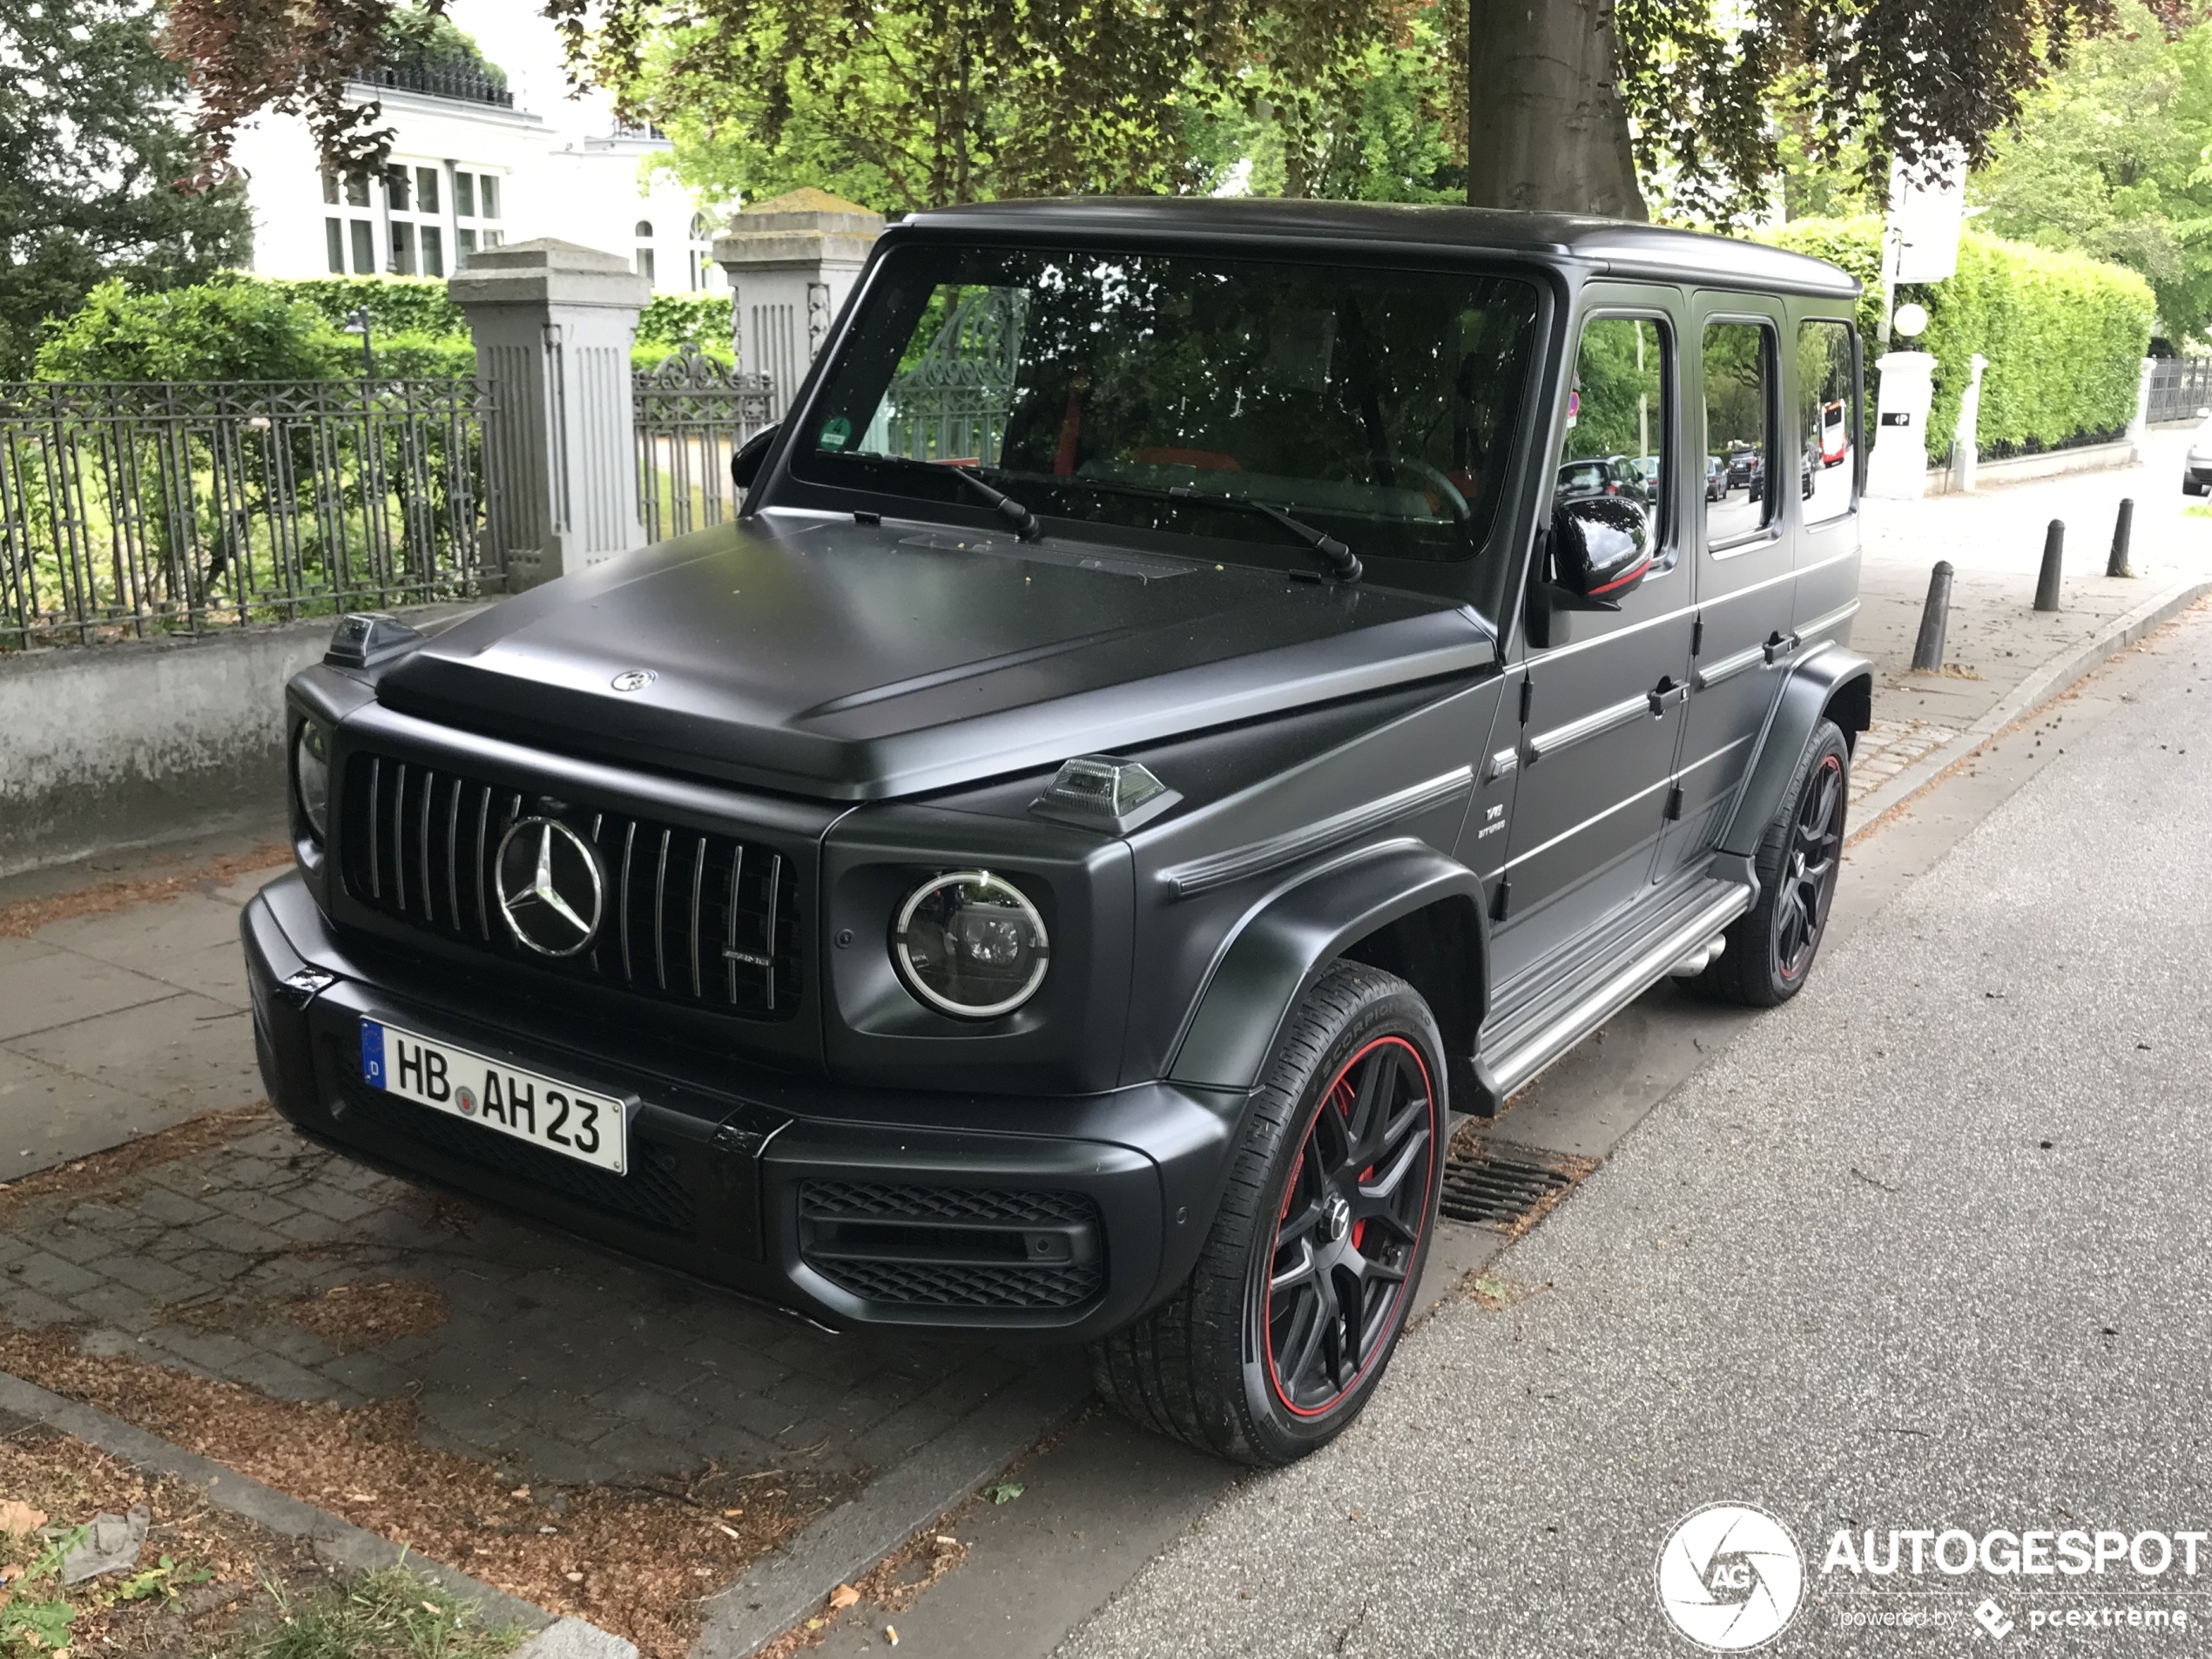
[228,0,722,291]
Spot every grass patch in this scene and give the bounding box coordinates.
[241,1564,527,1659]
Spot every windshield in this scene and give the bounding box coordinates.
[790,246,1541,584]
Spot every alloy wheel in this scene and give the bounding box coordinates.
[1264,1035,1435,1416]
[1777,752,1845,981]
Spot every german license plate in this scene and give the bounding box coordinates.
[360,1020,628,1175]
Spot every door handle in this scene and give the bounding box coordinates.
[1647,676,1688,716]
[1763,631,1801,664]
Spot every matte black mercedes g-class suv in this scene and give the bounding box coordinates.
[245,199,1871,1467]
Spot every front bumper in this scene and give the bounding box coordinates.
[242,874,1244,1339]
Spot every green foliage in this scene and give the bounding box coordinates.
[274,277,469,340]
[243,1564,526,1659]
[1757,217,2156,454]
[0,0,253,374]
[380,4,509,85]
[35,280,345,382]
[32,276,482,382]
[639,293,735,350]
[1973,1,2212,341]
[1564,318,1663,462]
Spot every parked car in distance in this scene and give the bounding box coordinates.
[246,199,1872,1473]
[1705,454,1728,501]
[2184,407,2212,496]
[1555,457,1620,502]
[1726,445,1764,492]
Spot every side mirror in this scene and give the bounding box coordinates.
[730,423,780,495]
[1551,496,1652,605]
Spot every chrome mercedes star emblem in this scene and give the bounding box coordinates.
[1322,1192,1352,1243]
[494,818,604,957]
[610,669,656,693]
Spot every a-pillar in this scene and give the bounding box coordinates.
[450,239,651,592]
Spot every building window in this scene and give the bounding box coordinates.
[457,226,478,263]
[385,165,409,212]
[415,165,440,214]
[636,246,655,283]
[635,219,653,239]
[350,219,375,274]
[345,172,370,207]
[325,219,346,273]
[322,172,340,206]
[389,220,415,276]
[688,212,717,292]
[478,174,499,219]
[455,172,475,219]
[482,229,503,248]
[421,225,444,278]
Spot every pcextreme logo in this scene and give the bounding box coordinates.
[1656,1504,1807,1652]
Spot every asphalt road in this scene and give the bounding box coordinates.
[1053,610,2212,1656]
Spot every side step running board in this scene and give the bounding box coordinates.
[1478,883,1753,1103]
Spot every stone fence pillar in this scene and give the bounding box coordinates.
[450,239,651,592]
[712,189,885,406]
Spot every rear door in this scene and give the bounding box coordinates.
[1487,292,1694,976]
[1661,295,1796,880]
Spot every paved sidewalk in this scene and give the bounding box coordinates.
[1848,427,2212,801]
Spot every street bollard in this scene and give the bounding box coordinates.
[2034,519,2065,612]
[1911,560,1954,671]
[2108,498,2135,579]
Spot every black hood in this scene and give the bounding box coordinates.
[377,512,1494,800]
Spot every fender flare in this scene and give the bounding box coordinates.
[1718,643,1874,858]
[1166,839,1489,1101]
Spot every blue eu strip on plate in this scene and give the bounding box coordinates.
[361,1020,387,1089]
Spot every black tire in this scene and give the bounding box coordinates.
[1691,719,1850,1008]
[1089,962,1447,1467]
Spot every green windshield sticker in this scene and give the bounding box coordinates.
[820,416,852,451]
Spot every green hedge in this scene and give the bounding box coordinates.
[638,293,733,350]
[32,278,477,381]
[1757,217,2155,455]
[36,273,741,383]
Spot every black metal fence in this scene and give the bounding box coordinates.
[0,379,495,651]
[633,347,778,543]
[2147,357,2212,425]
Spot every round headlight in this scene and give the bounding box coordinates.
[893,870,1050,1020]
[294,721,331,843]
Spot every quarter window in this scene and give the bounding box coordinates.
[1558,316,1669,559]
[1797,320,1858,525]
[1703,320,1777,547]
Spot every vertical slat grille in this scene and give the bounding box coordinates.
[341,752,801,1021]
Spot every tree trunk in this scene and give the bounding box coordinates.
[1465,0,1645,220]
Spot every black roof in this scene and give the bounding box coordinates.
[898,197,1858,300]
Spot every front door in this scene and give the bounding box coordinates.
[1487,294,1696,981]
[1662,297,1797,879]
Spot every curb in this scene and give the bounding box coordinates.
[690,1359,1091,1659]
[0,1365,600,1642]
[1851,575,2212,837]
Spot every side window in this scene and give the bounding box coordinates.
[1703,320,1776,547]
[1797,320,1858,525]
[1557,316,1669,556]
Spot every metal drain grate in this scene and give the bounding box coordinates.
[1439,1148,1582,1230]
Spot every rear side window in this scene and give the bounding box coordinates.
[1559,316,1669,551]
[1703,320,1776,548]
[1797,320,1858,524]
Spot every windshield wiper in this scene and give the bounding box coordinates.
[947,465,1043,543]
[1003,472,1362,583]
[1167,487,1362,583]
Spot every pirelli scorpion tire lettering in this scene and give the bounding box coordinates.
[1090,962,1447,1467]
[1693,718,1851,1008]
